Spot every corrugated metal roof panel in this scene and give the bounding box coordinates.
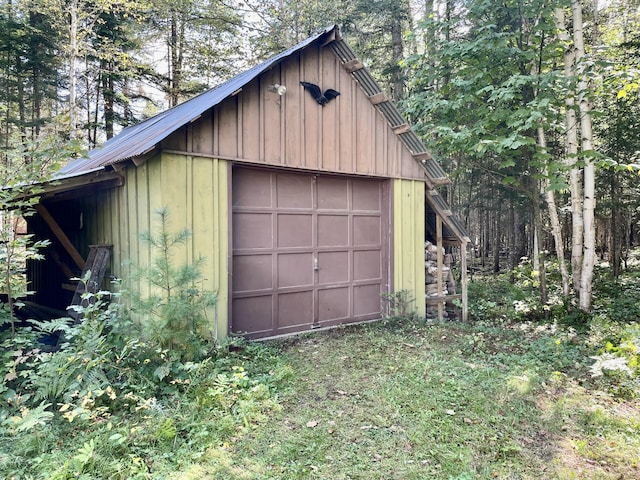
[397,131,426,156]
[352,69,382,95]
[56,25,337,179]
[449,214,471,242]
[426,211,455,240]
[427,191,471,241]
[377,102,406,128]
[423,157,448,179]
[329,40,358,62]
[430,191,450,211]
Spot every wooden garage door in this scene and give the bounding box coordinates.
[231,167,389,338]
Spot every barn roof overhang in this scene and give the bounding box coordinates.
[41,168,124,203]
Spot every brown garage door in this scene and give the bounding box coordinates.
[231,167,389,338]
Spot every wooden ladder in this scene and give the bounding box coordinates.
[68,244,112,322]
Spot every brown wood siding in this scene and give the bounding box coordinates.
[165,44,425,180]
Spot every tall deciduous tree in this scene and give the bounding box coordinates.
[404,0,564,304]
[572,0,597,312]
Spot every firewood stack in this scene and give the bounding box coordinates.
[425,241,458,319]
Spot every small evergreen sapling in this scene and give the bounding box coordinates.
[128,207,217,361]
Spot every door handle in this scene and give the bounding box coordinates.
[314,257,319,271]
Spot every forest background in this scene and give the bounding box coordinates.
[1,1,640,478]
[1,0,639,314]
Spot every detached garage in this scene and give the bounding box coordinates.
[30,25,469,339]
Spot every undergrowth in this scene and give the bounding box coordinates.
[0,242,638,478]
[0,210,288,479]
[0,284,288,479]
[468,257,640,400]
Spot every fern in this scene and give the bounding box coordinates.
[28,317,73,336]
[154,417,177,442]
[31,352,81,403]
[11,402,53,433]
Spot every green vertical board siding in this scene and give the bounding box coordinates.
[84,153,230,340]
[393,179,426,317]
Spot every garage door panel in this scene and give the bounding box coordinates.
[353,180,381,211]
[278,214,312,247]
[233,296,273,333]
[234,213,273,249]
[318,287,350,321]
[233,169,272,207]
[278,291,313,327]
[317,215,349,246]
[278,253,313,287]
[317,176,349,210]
[318,251,349,284]
[233,254,272,291]
[277,173,313,208]
[354,284,382,316]
[354,250,381,281]
[353,216,381,245]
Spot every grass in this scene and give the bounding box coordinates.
[2,316,638,479]
[166,318,639,479]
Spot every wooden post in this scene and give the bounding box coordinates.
[436,215,444,321]
[461,240,468,322]
[35,204,85,271]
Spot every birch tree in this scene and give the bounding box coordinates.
[571,0,597,311]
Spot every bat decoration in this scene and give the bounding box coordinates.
[300,81,340,106]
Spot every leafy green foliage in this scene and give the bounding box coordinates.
[0,288,285,479]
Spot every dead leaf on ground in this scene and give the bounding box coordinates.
[306,420,319,428]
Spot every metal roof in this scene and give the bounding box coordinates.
[58,25,337,178]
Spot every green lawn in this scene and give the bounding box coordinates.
[170,319,640,479]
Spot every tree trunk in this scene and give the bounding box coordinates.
[169,10,180,107]
[532,189,548,308]
[509,198,517,270]
[555,7,583,292]
[610,171,621,277]
[573,0,596,312]
[538,126,571,296]
[69,0,78,139]
[493,209,500,273]
[390,14,404,102]
[103,60,114,139]
[29,10,41,139]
